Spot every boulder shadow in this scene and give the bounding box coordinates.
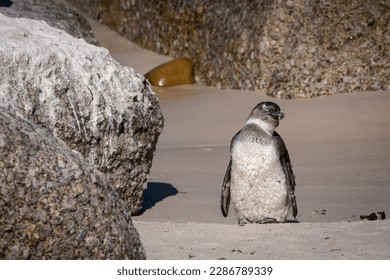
[141,182,178,214]
[0,0,13,8]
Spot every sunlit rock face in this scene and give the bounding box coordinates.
[0,13,164,215]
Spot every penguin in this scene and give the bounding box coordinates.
[220,101,297,225]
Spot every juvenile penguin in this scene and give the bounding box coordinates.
[221,101,297,225]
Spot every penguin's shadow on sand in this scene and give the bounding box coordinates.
[141,182,178,214]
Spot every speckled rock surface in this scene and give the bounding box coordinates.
[66,0,390,98]
[0,110,145,259]
[145,57,195,87]
[0,0,98,45]
[0,14,164,215]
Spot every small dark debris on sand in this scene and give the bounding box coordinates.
[360,211,386,221]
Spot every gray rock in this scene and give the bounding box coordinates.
[0,13,164,215]
[0,0,98,45]
[67,0,390,98]
[0,110,145,259]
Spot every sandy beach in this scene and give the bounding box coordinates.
[88,19,390,259]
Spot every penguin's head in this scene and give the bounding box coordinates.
[246,101,284,133]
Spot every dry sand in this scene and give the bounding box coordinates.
[88,18,390,260]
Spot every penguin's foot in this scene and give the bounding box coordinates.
[256,217,278,224]
[238,217,279,225]
[238,218,250,226]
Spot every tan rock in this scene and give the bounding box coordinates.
[145,57,195,87]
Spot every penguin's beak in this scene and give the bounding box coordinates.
[272,111,284,120]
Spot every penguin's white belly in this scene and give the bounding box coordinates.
[231,140,290,223]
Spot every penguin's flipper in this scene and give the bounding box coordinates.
[221,158,232,217]
[274,132,298,218]
[281,152,297,218]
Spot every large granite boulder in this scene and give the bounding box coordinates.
[0,13,164,215]
[0,110,145,259]
[0,0,98,45]
[67,0,390,98]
